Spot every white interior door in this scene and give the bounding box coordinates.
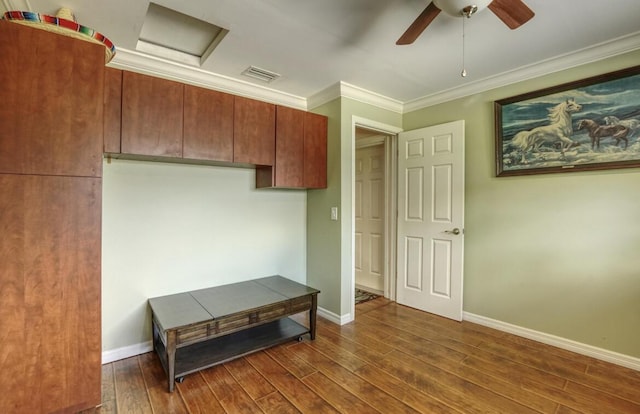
[355,143,385,293]
[396,120,465,321]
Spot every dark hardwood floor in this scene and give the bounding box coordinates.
[89,298,640,413]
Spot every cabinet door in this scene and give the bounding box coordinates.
[0,21,104,177]
[304,112,328,188]
[0,174,102,413]
[104,67,123,154]
[122,72,183,157]
[233,96,275,165]
[274,106,304,187]
[183,85,234,162]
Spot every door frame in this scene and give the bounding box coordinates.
[355,136,389,296]
[350,116,402,319]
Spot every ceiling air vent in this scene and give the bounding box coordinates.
[241,66,280,83]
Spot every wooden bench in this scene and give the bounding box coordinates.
[148,275,319,392]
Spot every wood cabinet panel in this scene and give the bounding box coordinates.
[0,21,104,177]
[122,71,183,157]
[256,108,327,189]
[274,106,305,187]
[183,85,234,162]
[0,174,102,413]
[233,96,275,165]
[256,105,304,188]
[304,112,328,189]
[104,67,123,153]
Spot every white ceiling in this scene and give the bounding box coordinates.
[4,0,640,111]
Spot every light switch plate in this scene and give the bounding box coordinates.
[330,207,338,221]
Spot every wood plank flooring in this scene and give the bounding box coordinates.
[88,298,640,413]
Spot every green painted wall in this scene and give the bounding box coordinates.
[404,50,640,358]
[308,97,402,317]
[339,99,402,314]
[307,98,342,315]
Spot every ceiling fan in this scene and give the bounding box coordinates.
[396,0,535,45]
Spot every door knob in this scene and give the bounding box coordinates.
[444,228,460,235]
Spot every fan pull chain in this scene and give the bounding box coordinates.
[461,15,467,77]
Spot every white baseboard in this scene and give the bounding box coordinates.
[463,312,640,372]
[103,312,639,372]
[318,306,353,325]
[102,341,153,364]
[103,308,350,364]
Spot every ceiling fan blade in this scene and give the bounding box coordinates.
[396,2,441,45]
[488,0,535,29]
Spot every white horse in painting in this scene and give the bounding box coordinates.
[603,115,640,138]
[511,99,582,164]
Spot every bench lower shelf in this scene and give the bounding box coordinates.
[155,317,309,381]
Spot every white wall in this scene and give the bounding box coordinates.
[102,159,307,354]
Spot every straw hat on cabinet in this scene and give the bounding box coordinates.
[2,7,115,63]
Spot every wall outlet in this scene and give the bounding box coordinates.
[330,207,338,221]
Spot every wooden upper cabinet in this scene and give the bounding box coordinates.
[121,72,183,157]
[275,106,305,187]
[233,96,275,165]
[0,21,104,177]
[104,67,123,154]
[257,107,327,189]
[256,106,304,188]
[304,112,328,189]
[183,85,234,162]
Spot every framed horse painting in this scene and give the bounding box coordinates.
[494,65,640,176]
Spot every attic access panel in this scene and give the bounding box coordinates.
[137,2,228,66]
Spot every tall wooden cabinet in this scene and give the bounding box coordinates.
[0,22,103,177]
[0,21,103,413]
[0,176,102,413]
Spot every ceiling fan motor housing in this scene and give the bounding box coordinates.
[396,0,534,45]
[433,0,492,17]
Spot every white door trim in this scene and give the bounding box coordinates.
[355,143,384,294]
[384,135,397,301]
[356,135,385,149]
[350,116,402,320]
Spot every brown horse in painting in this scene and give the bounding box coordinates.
[576,119,629,149]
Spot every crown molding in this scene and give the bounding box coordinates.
[341,82,404,114]
[108,47,307,110]
[109,48,404,114]
[307,81,403,113]
[404,30,640,113]
[108,31,640,116]
[308,31,640,114]
[306,82,341,110]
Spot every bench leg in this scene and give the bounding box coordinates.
[166,331,177,392]
[309,293,318,340]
